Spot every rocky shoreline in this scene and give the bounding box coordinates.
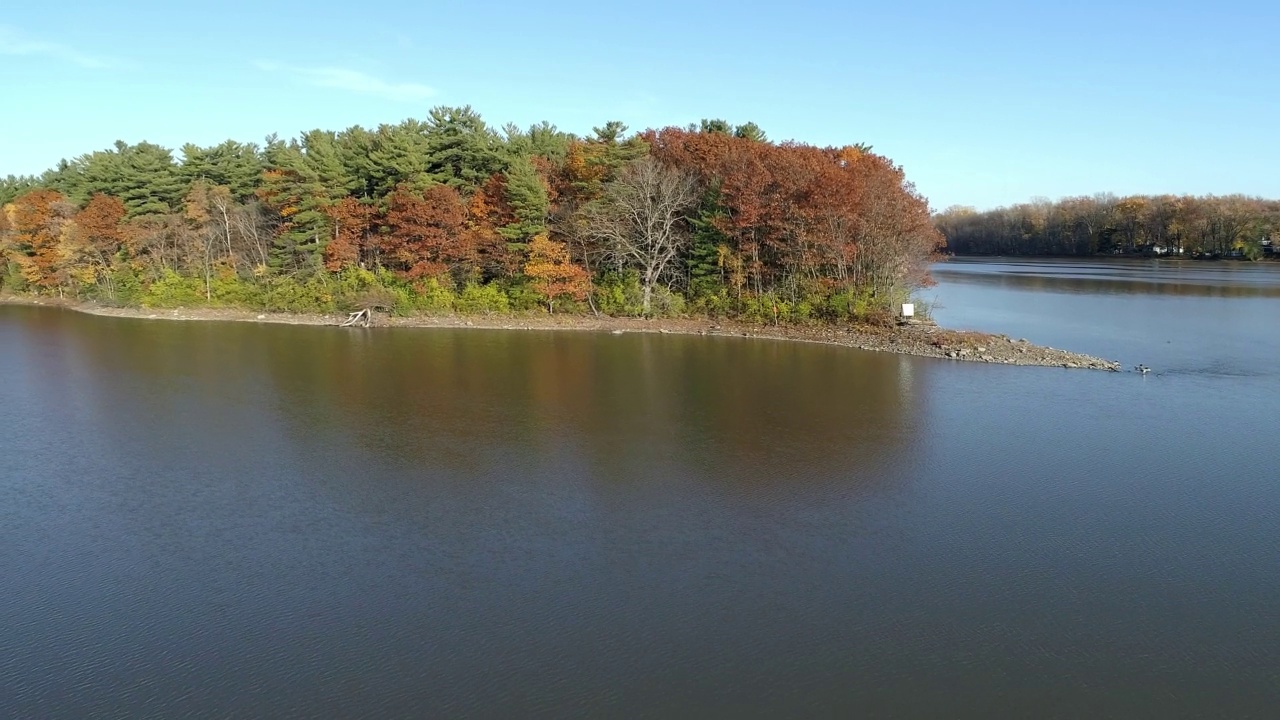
[2,296,1122,371]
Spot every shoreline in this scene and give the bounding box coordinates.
[0,295,1122,371]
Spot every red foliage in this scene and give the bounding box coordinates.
[380,184,468,280]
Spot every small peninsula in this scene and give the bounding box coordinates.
[2,108,1115,369]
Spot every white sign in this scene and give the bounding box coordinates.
[901,303,915,317]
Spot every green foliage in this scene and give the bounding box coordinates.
[209,273,263,307]
[108,267,143,306]
[456,282,510,314]
[1,175,37,206]
[333,266,380,296]
[365,121,433,196]
[1,262,24,293]
[140,269,207,308]
[648,286,687,317]
[688,188,730,295]
[179,140,264,200]
[499,280,545,312]
[503,122,573,163]
[687,285,731,316]
[261,133,357,271]
[593,271,645,316]
[499,155,550,243]
[699,119,733,135]
[591,273,684,317]
[260,275,338,313]
[733,122,768,142]
[54,141,187,217]
[423,106,507,191]
[415,278,458,312]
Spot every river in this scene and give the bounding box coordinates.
[2,259,1278,718]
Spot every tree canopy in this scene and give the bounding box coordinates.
[2,107,944,321]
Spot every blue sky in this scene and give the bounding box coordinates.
[2,0,1277,210]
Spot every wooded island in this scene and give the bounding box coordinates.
[0,111,942,323]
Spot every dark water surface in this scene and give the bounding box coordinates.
[3,261,1278,718]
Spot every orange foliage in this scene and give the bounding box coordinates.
[5,189,72,289]
[323,197,377,271]
[75,194,127,254]
[463,184,513,279]
[523,234,589,312]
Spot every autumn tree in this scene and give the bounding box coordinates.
[3,189,74,292]
[323,197,379,272]
[584,157,699,314]
[380,184,468,280]
[523,234,589,313]
[64,193,127,297]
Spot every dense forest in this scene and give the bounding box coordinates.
[0,109,942,323]
[937,195,1280,259]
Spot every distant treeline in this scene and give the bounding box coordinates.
[0,110,941,323]
[936,195,1280,259]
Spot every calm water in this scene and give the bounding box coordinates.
[2,259,1278,718]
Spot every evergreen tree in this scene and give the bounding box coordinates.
[733,122,768,142]
[366,120,432,196]
[259,137,340,271]
[423,106,507,191]
[499,155,550,246]
[688,185,731,296]
[179,140,264,200]
[1,175,37,206]
[504,121,573,163]
[699,118,732,134]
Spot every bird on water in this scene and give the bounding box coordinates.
[1135,364,1151,374]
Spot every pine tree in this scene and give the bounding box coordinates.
[498,155,549,246]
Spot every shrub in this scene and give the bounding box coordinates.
[414,278,457,313]
[141,270,206,308]
[107,266,143,306]
[3,262,28,294]
[261,275,337,313]
[456,282,509,314]
[501,280,546,312]
[593,271,644,316]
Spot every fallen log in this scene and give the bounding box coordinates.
[340,308,371,327]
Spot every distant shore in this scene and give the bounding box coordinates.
[0,295,1122,371]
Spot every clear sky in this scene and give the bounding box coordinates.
[2,0,1277,210]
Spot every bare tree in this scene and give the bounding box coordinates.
[583,156,698,315]
[231,201,274,271]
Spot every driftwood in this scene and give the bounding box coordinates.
[340,308,371,327]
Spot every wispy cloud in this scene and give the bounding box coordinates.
[257,62,436,103]
[0,25,114,69]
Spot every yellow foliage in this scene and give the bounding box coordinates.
[523,234,589,311]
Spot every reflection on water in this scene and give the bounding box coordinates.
[3,300,1280,718]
